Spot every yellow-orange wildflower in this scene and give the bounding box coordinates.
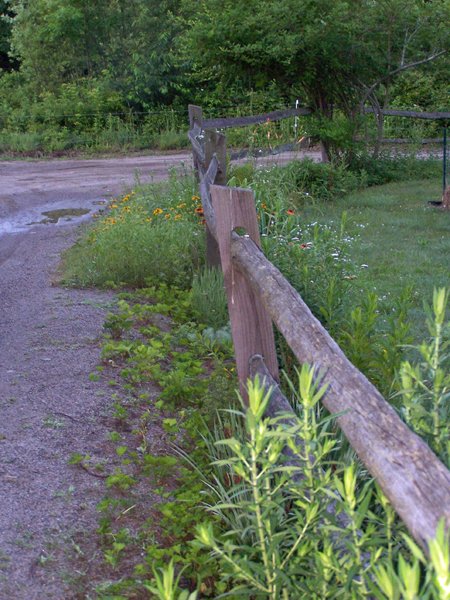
[153,208,163,216]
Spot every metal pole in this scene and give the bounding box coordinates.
[443,126,447,194]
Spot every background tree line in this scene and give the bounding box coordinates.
[0,0,448,154]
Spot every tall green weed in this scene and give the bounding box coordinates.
[192,363,450,598]
[398,288,450,465]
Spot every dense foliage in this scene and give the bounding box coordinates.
[0,0,448,154]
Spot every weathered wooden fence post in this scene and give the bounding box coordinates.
[205,129,226,185]
[203,129,226,268]
[188,104,203,181]
[210,185,279,399]
[188,105,227,267]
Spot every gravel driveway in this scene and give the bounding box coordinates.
[0,152,194,598]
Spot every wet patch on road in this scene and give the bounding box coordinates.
[37,208,90,224]
[1,199,101,238]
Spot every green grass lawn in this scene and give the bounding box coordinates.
[301,178,450,339]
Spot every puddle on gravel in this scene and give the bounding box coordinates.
[36,208,90,224]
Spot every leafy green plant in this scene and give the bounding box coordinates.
[398,288,450,465]
[195,370,339,598]
[191,266,229,330]
[338,287,413,396]
[371,521,450,600]
[145,560,198,600]
[194,366,450,598]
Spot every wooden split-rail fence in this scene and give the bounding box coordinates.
[187,104,450,553]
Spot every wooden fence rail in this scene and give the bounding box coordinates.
[187,104,450,552]
[200,106,450,130]
[364,108,450,121]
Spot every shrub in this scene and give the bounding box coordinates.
[268,159,364,202]
[232,158,365,212]
[348,153,440,187]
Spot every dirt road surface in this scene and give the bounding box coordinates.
[0,149,322,598]
[0,152,198,598]
[0,152,195,237]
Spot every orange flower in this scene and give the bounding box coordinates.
[287,209,295,216]
[153,208,163,216]
[195,207,204,216]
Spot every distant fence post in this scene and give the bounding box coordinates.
[205,129,227,185]
[442,127,450,209]
[188,104,203,180]
[204,129,227,267]
[210,185,279,399]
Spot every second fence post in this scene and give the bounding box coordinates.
[204,129,226,267]
[188,104,203,180]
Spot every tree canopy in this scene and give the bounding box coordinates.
[182,0,449,115]
[5,0,186,106]
[0,0,448,149]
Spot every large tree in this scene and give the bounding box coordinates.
[7,0,187,106]
[182,0,449,154]
[101,0,186,108]
[0,0,16,70]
